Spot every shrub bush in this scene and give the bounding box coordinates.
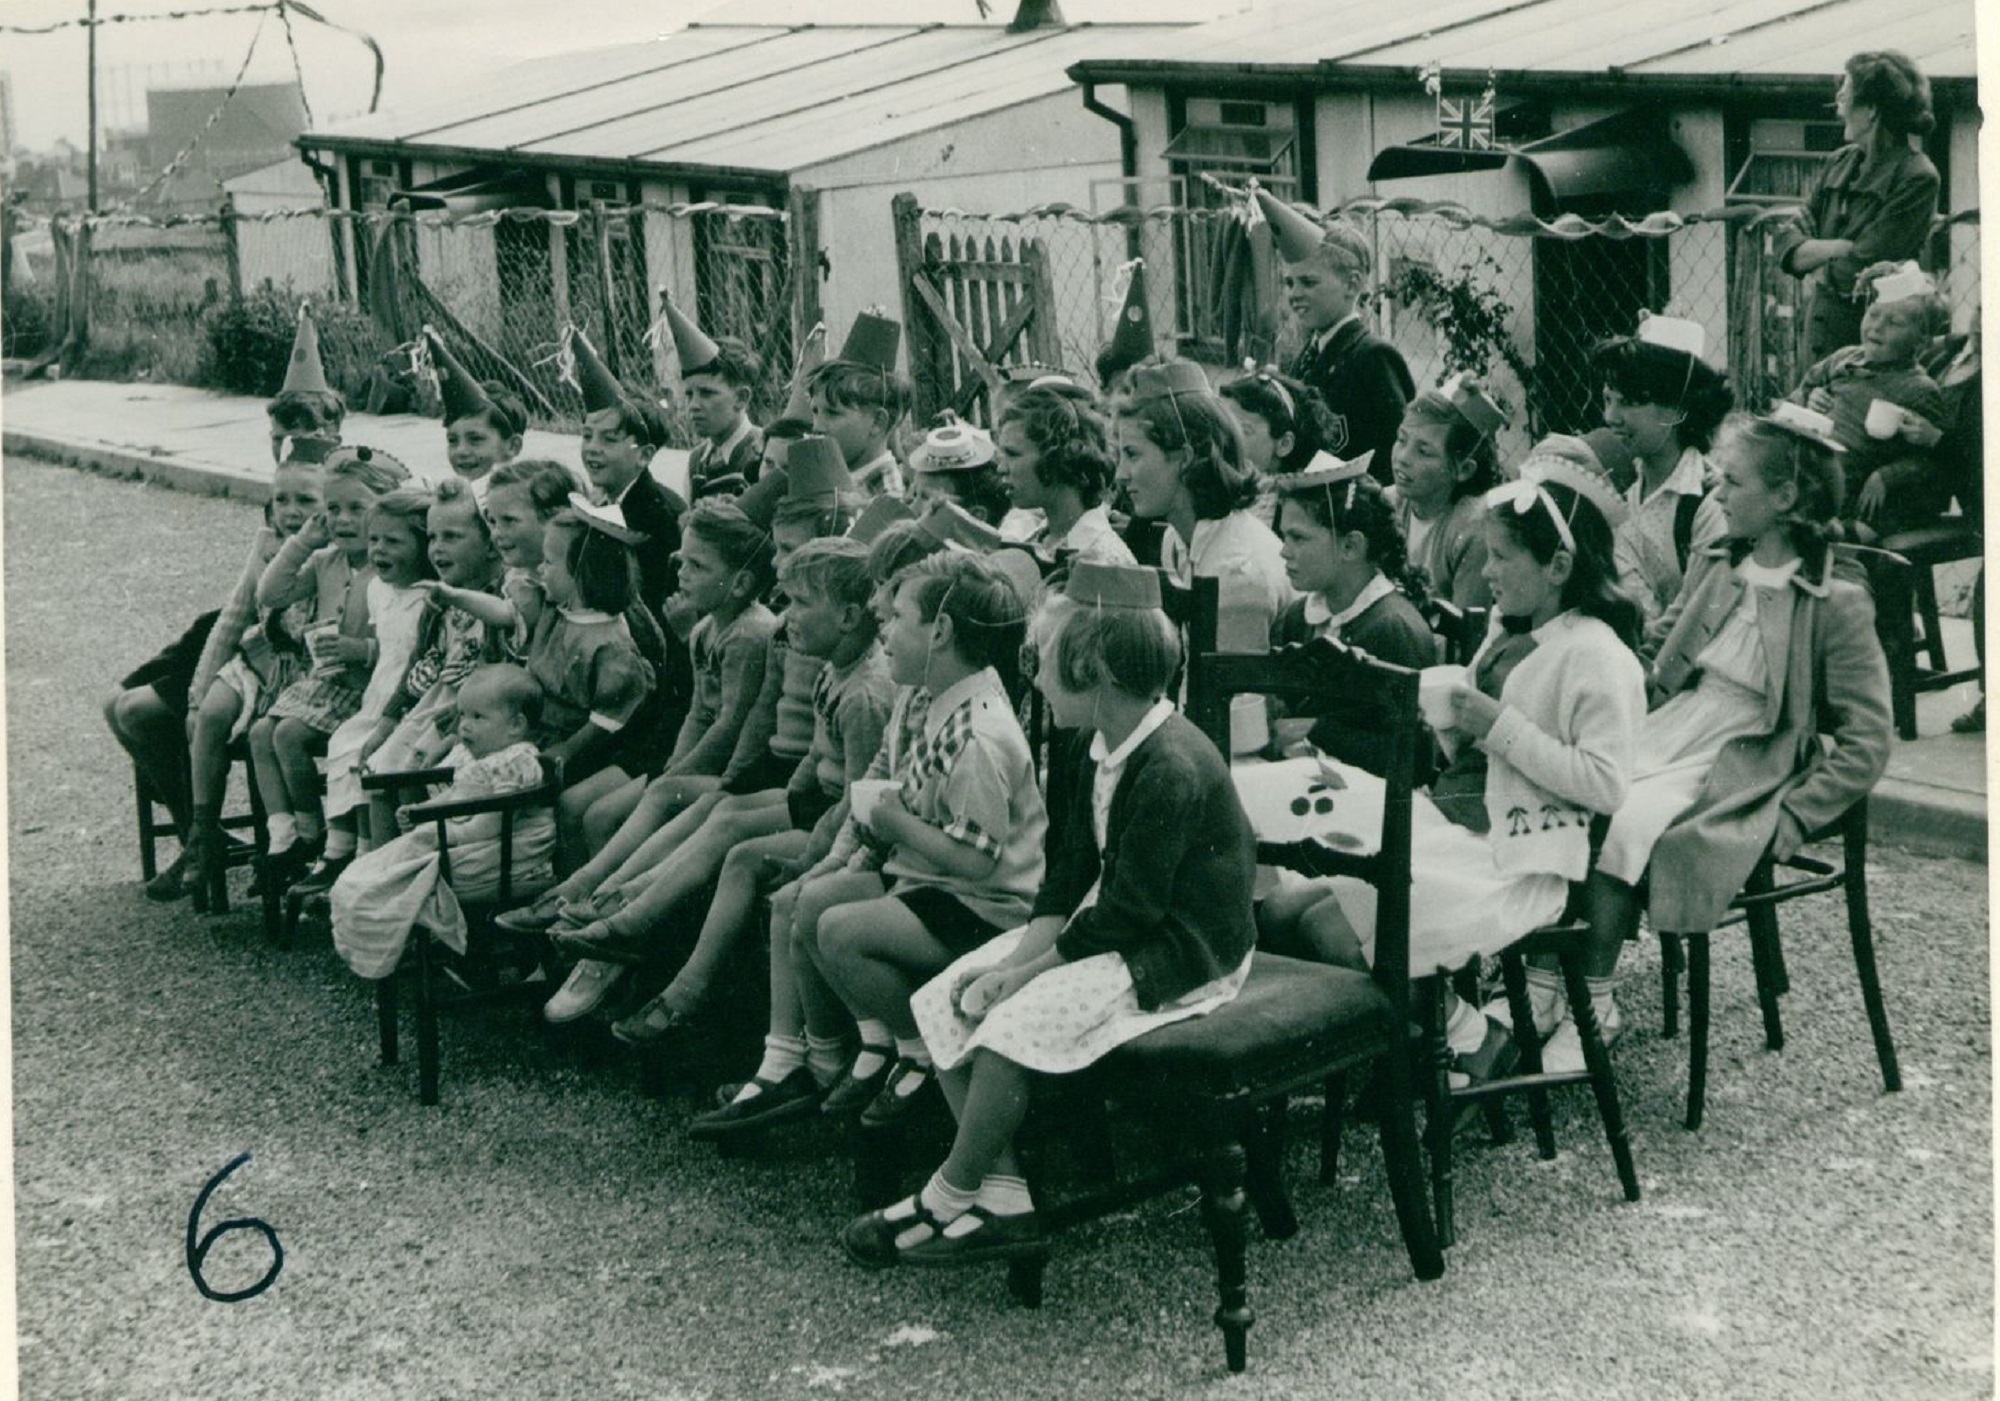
[199,286,384,402]
[3,284,55,359]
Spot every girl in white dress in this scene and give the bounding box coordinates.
[841,562,1257,1270]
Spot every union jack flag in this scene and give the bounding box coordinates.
[1437,94,1496,150]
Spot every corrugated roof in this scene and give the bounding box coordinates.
[305,23,1187,174]
[1072,0,1976,84]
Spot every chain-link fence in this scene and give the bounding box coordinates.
[6,198,813,444]
[909,198,1981,464]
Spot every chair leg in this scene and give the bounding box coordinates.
[1373,1043,1445,1282]
[135,767,159,882]
[415,932,441,1107]
[1843,821,1902,1093]
[376,975,400,1065]
[1421,978,1456,1249]
[1746,904,1787,1053]
[1243,1100,1298,1241]
[1872,560,1920,740]
[1685,932,1711,1132]
[1319,1071,1348,1186]
[1914,565,1949,675]
[1659,930,1683,1038]
[1195,1123,1254,1374]
[1557,951,1640,1203]
[1499,953,1554,1159]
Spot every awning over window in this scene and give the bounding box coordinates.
[1366,108,1693,209]
[390,169,550,214]
[1162,123,1297,173]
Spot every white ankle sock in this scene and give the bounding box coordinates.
[266,814,297,854]
[850,1020,893,1079]
[1524,966,1568,1034]
[1443,992,1490,1057]
[323,827,356,860]
[974,1174,1033,1217]
[804,1033,848,1086]
[739,1035,806,1102]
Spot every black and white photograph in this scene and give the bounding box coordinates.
[1,0,1992,1394]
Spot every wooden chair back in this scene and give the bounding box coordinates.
[1188,637,1422,996]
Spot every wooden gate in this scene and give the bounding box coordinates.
[893,192,1059,426]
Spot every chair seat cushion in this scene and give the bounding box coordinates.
[1879,521,1982,565]
[1106,952,1397,1098]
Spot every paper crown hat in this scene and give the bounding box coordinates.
[1636,310,1706,360]
[1441,373,1509,439]
[1525,432,1611,482]
[1102,261,1155,377]
[735,467,790,531]
[1253,186,1327,266]
[1064,560,1163,612]
[425,326,496,424]
[918,498,1005,553]
[1504,455,1628,530]
[657,288,722,374]
[1765,401,1846,454]
[565,491,649,545]
[281,304,331,396]
[837,310,901,372]
[570,326,626,415]
[783,435,854,499]
[845,492,917,545]
[909,421,997,473]
[1274,449,1371,495]
[782,322,829,424]
[1126,358,1212,403]
[1869,261,1936,305]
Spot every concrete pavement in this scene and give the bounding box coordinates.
[3,374,1985,861]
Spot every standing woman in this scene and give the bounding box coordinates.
[1776,51,1941,360]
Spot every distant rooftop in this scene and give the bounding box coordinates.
[303,21,1189,178]
[1069,0,1977,90]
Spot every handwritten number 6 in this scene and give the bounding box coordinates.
[186,1153,284,1303]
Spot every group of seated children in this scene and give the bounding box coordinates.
[115,212,1916,1272]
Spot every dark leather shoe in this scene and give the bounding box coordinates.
[857,1057,936,1129]
[820,1049,893,1117]
[688,1069,827,1140]
[143,851,194,903]
[840,1196,946,1271]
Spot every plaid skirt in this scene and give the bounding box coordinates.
[267,666,367,734]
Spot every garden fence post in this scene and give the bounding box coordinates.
[221,195,243,302]
[787,184,824,372]
[66,219,96,376]
[590,200,622,379]
[891,192,932,419]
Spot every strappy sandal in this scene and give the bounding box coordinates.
[901,1206,1048,1268]
[688,1069,827,1140]
[841,1196,947,1270]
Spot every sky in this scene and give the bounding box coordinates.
[3,0,1259,153]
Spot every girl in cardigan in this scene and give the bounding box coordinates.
[1264,459,1645,1086]
[1522,407,1893,1069]
[1384,377,1505,609]
[842,562,1256,1268]
[1270,452,1437,772]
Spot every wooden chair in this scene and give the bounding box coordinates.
[1852,528,1983,740]
[1657,800,1898,1131]
[997,638,1443,1372]
[134,744,267,912]
[1427,600,1491,667]
[359,759,561,1105]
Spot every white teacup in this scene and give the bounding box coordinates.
[849,778,899,827]
[1419,664,1469,732]
[1229,694,1270,757]
[1865,398,1905,440]
[303,622,343,671]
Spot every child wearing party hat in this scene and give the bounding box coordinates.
[1590,313,1735,628]
[809,311,912,500]
[1255,187,1414,484]
[426,327,528,507]
[1790,261,1950,534]
[658,289,766,499]
[266,303,346,464]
